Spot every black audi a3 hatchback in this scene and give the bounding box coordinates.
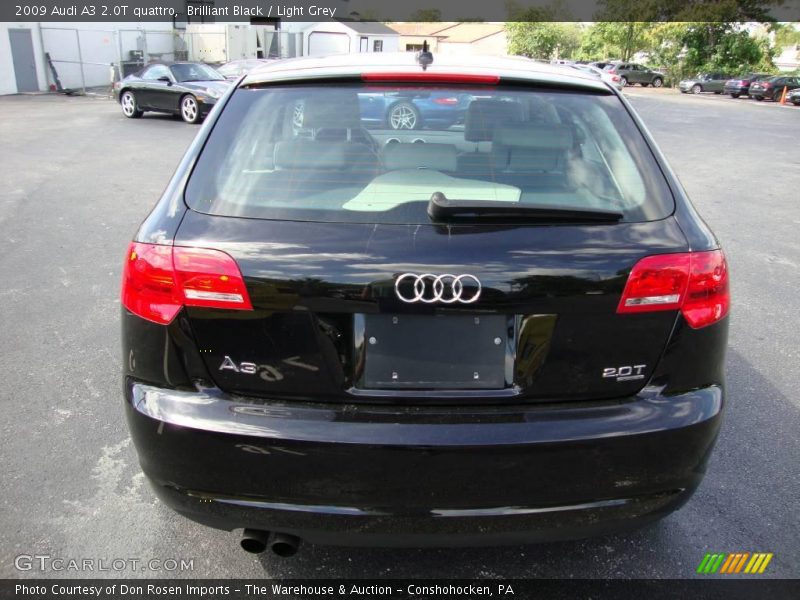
[121,53,729,554]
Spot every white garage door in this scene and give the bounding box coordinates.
[308,32,349,56]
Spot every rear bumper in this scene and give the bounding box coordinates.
[724,85,748,94]
[125,380,723,546]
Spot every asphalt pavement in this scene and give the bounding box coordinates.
[0,90,798,579]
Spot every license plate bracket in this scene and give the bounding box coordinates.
[359,314,507,390]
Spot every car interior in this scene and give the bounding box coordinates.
[191,86,659,223]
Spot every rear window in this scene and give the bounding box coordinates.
[185,83,674,224]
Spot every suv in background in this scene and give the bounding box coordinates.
[679,73,731,94]
[608,63,664,87]
[724,73,770,98]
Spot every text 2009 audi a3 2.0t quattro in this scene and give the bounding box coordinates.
[121,52,729,556]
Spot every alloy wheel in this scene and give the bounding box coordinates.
[389,103,419,130]
[182,96,199,124]
[121,92,137,117]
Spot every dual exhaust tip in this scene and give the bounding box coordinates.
[240,529,301,557]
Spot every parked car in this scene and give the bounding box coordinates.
[113,62,230,124]
[216,58,279,80]
[679,73,731,94]
[607,62,665,87]
[724,73,770,98]
[788,88,800,106]
[570,63,624,90]
[750,75,800,101]
[121,53,729,554]
[358,91,473,130]
[589,61,616,71]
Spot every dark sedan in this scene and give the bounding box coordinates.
[724,73,770,98]
[750,75,800,101]
[113,62,231,124]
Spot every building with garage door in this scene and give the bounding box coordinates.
[302,21,399,56]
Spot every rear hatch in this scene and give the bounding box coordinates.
[176,213,686,402]
[175,78,684,404]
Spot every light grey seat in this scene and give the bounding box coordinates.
[382,143,457,172]
[458,99,525,178]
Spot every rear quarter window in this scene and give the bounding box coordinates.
[185,83,674,224]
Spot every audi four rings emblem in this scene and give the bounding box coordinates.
[395,273,482,304]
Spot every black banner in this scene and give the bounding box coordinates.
[3,579,800,600]
[3,0,800,22]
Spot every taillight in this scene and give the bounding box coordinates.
[121,242,252,325]
[612,75,621,82]
[432,96,459,105]
[617,250,729,329]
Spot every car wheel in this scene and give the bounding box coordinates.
[652,77,663,88]
[120,90,142,118]
[691,84,702,94]
[730,93,740,99]
[388,102,420,130]
[755,96,764,101]
[620,77,628,87]
[180,95,201,124]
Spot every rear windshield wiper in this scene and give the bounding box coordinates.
[427,192,624,223]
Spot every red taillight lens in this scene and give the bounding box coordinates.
[122,243,180,325]
[617,254,690,313]
[682,250,730,328]
[617,250,729,328]
[173,246,253,311]
[432,96,459,105]
[121,242,252,325]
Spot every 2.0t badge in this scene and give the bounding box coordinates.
[602,364,647,382]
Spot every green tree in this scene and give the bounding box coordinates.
[577,22,654,61]
[507,22,583,60]
[772,23,800,48]
[643,23,776,83]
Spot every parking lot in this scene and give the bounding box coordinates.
[0,88,798,579]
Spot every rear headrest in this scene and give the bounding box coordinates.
[464,99,524,142]
[274,140,359,170]
[300,92,362,130]
[493,125,574,150]
[382,143,457,172]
